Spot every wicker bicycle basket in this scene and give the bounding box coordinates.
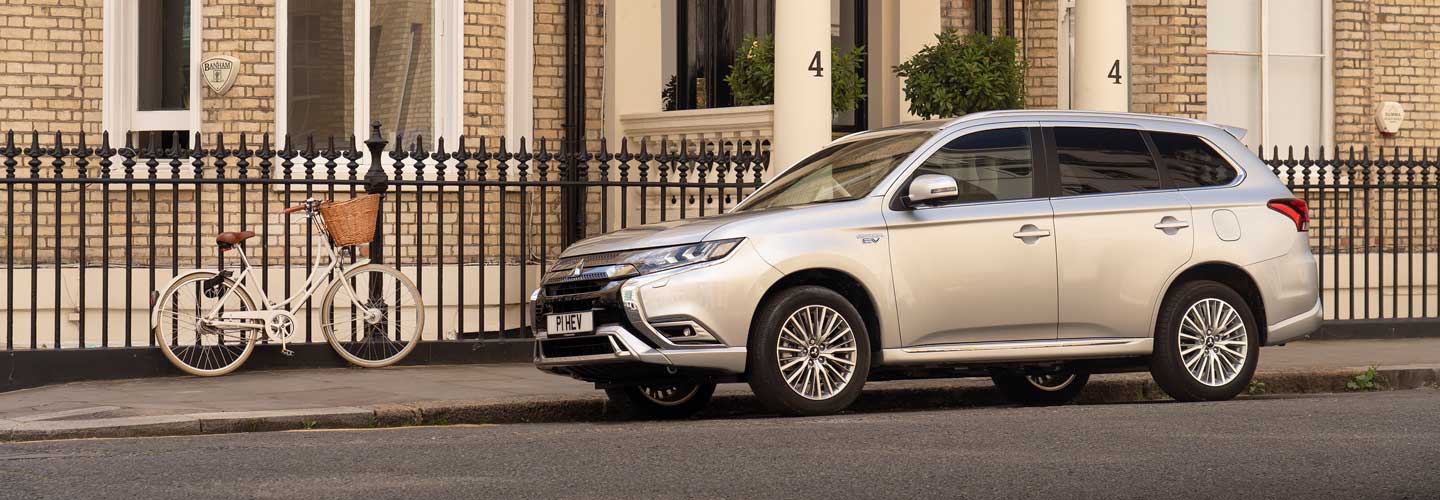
[318,194,380,247]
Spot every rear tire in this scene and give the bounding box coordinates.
[992,370,1089,406]
[747,286,871,417]
[1151,280,1259,402]
[605,383,715,420]
[152,271,259,377]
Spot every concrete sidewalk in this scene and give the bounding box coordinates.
[1,338,1437,441]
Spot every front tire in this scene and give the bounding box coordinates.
[1151,280,1260,402]
[992,370,1090,406]
[604,383,716,420]
[320,263,425,368]
[747,286,871,417]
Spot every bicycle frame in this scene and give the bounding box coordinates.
[188,209,374,336]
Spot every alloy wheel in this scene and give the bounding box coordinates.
[638,384,701,406]
[776,305,858,401]
[1026,373,1078,392]
[1178,298,1249,387]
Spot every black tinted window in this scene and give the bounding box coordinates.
[1054,127,1161,195]
[916,128,1034,204]
[1151,132,1238,188]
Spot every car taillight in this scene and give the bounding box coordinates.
[1267,198,1309,231]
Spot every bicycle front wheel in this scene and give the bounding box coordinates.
[152,270,259,377]
[320,263,425,368]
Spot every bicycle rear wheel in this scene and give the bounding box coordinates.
[320,263,424,368]
[152,271,259,376]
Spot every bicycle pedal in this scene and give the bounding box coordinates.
[281,348,295,357]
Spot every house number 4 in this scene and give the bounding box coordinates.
[809,51,824,77]
[1107,59,1122,84]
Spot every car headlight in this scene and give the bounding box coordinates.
[621,238,744,275]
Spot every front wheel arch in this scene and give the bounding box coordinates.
[748,268,883,361]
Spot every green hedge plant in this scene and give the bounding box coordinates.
[892,29,1026,119]
[725,34,867,114]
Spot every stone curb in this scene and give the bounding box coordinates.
[2,366,1435,442]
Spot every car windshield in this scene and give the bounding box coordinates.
[736,131,933,212]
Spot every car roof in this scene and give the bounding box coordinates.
[838,110,1246,142]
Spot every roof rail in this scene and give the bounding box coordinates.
[938,109,1219,130]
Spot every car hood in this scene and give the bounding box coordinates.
[560,209,779,257]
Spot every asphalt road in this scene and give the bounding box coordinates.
[0,390,1436,500]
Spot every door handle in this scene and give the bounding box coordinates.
[1154,217,1190,231]
[1012,225,1052,239]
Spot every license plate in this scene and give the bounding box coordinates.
[546,312,594,336]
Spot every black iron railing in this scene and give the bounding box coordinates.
[0,123,769,352]
[1261,145,1439,325]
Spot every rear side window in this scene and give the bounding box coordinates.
[1150,132,1239,188]
[1053,127,1162,195]
[914,128,1034,205]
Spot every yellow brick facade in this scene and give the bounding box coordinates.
[0,0,103,143]
[1333,0,1440,149]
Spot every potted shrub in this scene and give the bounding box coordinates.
[725,34,867,115]
[892,29,1026,119]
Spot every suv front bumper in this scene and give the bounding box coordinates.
[534,324,747,383]
[532,241,781,383]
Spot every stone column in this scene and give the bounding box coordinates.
[772,0,833,171]
[1072,0,1129,111]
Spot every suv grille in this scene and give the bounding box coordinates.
[540,336,624,358]
[544,279,608,297]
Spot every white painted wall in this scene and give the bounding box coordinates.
[604,0,665,141]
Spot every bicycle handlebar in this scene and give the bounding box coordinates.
[282,203,307,214]
[283,198,322,215]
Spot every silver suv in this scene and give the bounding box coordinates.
[533,110,1321,418]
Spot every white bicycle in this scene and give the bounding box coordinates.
[149,195,424,376]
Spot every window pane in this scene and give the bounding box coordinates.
[371,0,434,148]
[738,132,931,211]
[831,0,864,130]
[918,128,1034,204]
[137,0,190,111]
[1054,127,1161,196]
[1206,53,1261,150]
[679,0,775,110]
[288,0,355,141]
[1267,0,1322,55]
[1151,132,1238,188]
[1267,56,1324,149]
[1207,0,1259,52]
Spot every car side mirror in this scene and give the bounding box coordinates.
[904,174,959,208]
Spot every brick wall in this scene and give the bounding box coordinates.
[463,0,505,138]
[201,0,276,138]
[942,0,972,31]
[1128,0,1205,118]
[531,0,603,146]
[1019,0,1057,108]
[0,0,103,143]
[1333,0,1440,149]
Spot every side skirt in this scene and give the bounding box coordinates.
[879,337,1154,366]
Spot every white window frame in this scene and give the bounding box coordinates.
[102,0,204,142]
[1205,0,1334,151]
[275,0,464,168]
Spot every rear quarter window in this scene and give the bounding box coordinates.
[1150,131,1239,188]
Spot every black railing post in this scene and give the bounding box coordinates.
[362,122,389,334]
[363,121,388,264]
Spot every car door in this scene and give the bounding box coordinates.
[1044,124,1194,339]
[885,124,1058,346]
